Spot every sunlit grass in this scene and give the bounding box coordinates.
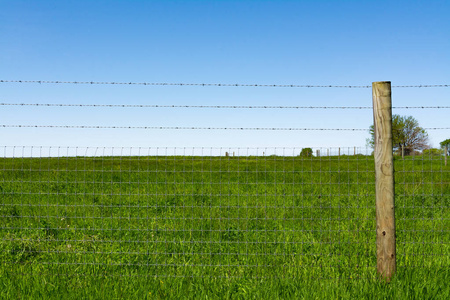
[1,153,449,298]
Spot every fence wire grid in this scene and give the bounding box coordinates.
[1,79,449,282]
[1,146,448,280]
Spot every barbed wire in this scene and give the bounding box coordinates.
[0,80,371,88]
[0,125,369,131]
[1,124,448,130]
[393,106,450,109]
[1,79,449,88]
[1,102,449,109]
[391,84,450,88]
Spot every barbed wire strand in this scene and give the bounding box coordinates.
[1,79,449,88]
[1,103,449,109]
[1,125,448,131]
[0,125,369,131]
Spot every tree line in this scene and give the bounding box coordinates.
[299,115,449,157]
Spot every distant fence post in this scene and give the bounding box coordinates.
[445,146,448,166]
[372,81,396,282]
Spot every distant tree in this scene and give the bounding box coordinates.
[422,148,444,156]
[440,139,450,155]
[300,148,313,157]
[367,115,430,155]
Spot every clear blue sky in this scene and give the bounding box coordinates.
[1,0,449,150]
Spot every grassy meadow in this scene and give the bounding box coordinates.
[0,148,449,299]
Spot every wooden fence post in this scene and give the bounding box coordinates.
[445,146,448,166]
[372,81,396,282]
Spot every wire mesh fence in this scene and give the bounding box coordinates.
[1,146,378,280]
[396,149,450,269]
[0,79,449,284]
[1,146,448,280]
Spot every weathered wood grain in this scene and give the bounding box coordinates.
[372,81,396,282]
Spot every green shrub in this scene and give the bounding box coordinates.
[300,148,313,157]
[422,148,444,156]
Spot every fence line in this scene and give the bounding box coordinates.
[0,146,377,280]
[0,125,370,131]
[1,79,449,88]
[1,81,449,284]
[1,145,448,281]
[2,102,449,109]
[2,125,448,131]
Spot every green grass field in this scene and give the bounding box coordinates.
[1,150,449,299]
